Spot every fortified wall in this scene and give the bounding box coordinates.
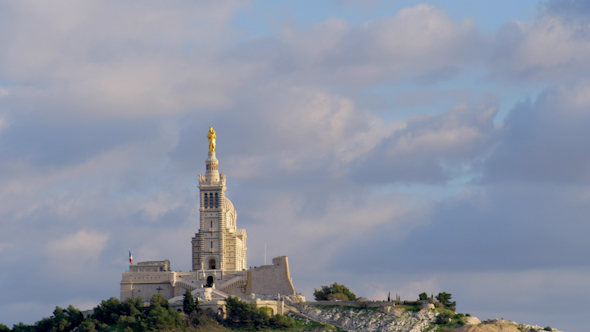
[250,256,296,296]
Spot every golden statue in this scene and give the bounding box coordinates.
[207,127,216,153]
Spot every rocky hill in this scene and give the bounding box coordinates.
[291,305,562,332]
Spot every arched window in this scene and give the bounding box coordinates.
[209,259,216,270]
[215,193,219,208]
[209,193,214,208]
[204,193,208,208]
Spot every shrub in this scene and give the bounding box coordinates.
[313,283,357,301]
[418,292,429,301]
[269,314,295,329]
[436,312,453,325]
[543,327,552,331]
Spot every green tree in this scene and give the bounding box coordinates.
[387,291,391,302]
[183,290,197,315]
[93,297,124,325]
[418,292,428,301]
[436,292,457,311]
[145,294,182,330]
[313,282,357,301]
[33,305,84,332]
[77,319,98,332]
[225,296,272,330]
[11,322,35,332]
[0,324,9,332]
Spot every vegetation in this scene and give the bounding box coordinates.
[419,292,429,301]
[433,307,467,329]
[224,296,296,330]
[2,294,310,332]
[183,290,198,315]
[435,292,456,311]
[313,282,357,301]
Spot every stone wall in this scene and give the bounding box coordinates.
[120,271,175,302]
[250,256,296,296]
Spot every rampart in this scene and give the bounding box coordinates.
[250,256,296,296]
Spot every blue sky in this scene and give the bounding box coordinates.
[1,1,589,331]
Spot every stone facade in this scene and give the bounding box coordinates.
[191,152,247,274]
[120,138,297,304]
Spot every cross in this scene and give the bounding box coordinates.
[156,286,163,293]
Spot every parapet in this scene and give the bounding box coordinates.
[129,259,171,272]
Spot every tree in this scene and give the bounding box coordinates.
[93,297,124,325]
[387,291,391,302]
[146,294,182,330]
[418,292,428,301]
[0,324,9,332]
[11,322,35,332]
[183,290,197,315]
[313,282,357,301]
[436,292,456,311]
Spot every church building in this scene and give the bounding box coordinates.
[120,127,297,303]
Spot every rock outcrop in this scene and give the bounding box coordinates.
[298,305,437,332]
[294,305,562,332]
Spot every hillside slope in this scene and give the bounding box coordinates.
[294,305,561,332]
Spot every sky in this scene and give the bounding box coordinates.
[0,0,589,331]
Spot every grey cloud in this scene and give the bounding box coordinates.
[0,118,158,169]
[354,104,497,184]
[485,82,590,184]
[544,0,590,18]
[330,183,590,274]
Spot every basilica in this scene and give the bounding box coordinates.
[120,128,298,306]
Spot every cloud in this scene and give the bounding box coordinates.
[0,0,250,119]
[355,104,497,184]
[543,0,590,17]
[485,81,590,184]
[491,9,590,81]
[330,182,590,274]
[230,4,482,86]
[45,230,109,276]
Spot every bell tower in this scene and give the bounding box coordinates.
[191,128,247,276]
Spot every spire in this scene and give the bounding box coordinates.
[205,151,220,184]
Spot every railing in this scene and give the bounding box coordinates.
[175,279,199,291]
[218,276,247,292]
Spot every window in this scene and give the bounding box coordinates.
[215,193,219,208]
[209,193,214,208]
[210,220,213,228]
[210,241,213,248]
[204,193,208,208]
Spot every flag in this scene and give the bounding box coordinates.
[129,249,133,265]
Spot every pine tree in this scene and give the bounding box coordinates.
[387,291,391,302]
[183,290,196,314]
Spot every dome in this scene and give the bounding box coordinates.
[225,197,235,213]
